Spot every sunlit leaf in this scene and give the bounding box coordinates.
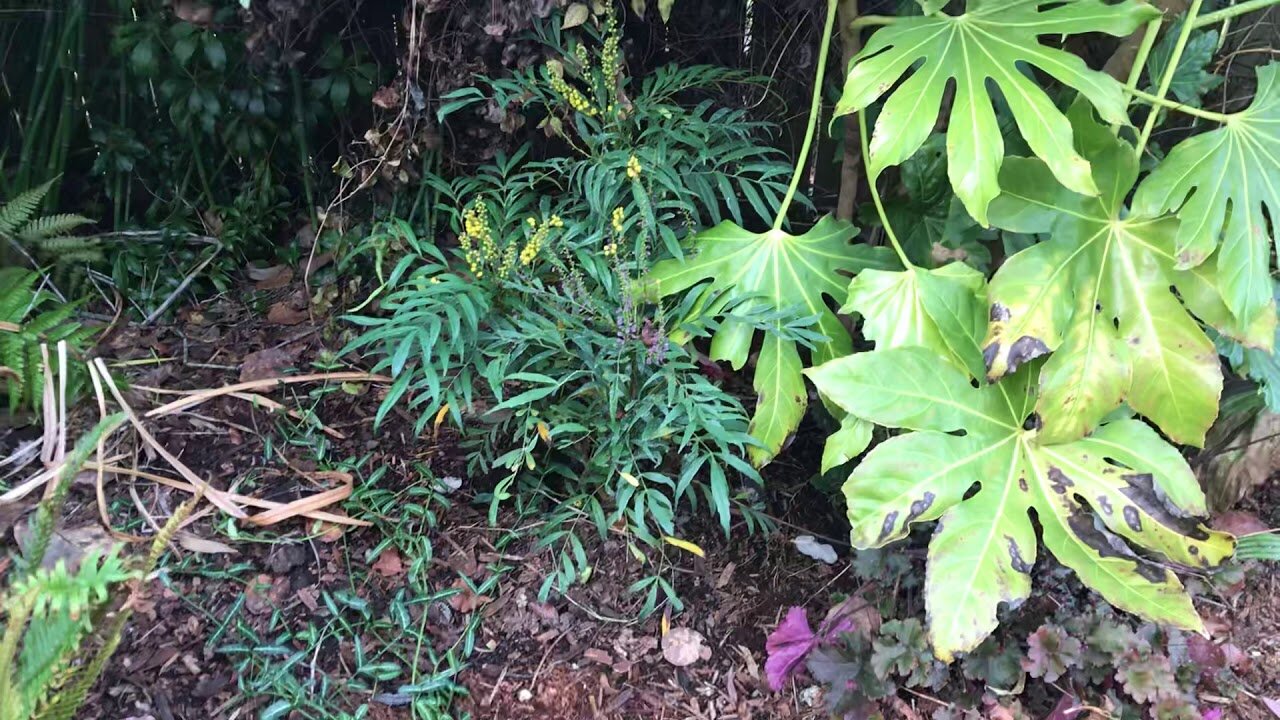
[982,101,1245,446]
[835,0,1158,225]
[1132,62,1280,333]
[642,216,896,465]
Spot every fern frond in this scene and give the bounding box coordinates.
[15,613,87,720]
[0,181,53,236]
[0,269,39,324]
[9,549,134,621]
[18,215,92,242]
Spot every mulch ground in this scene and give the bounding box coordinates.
[3,280,1277,720]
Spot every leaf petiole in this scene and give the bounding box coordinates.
[848,14,898,29]
[1191,0,1280,28]
[1135,0,1204,156]
[1125,86,1233,124]
[773,0,841,231]
[857,112,913,269]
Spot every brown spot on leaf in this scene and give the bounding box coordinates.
[1097,496,1113,515]
[1008,536,1033,573]
[1007,336,1050,372]
[989,303,1011,322]
[1048,467,1074,495]
[907,492,936,523]
[1019,477,1029,492]
[1122,506,1142,532]
[1067,510,1168,584]
[1119,473,1210,540]
[878,511,900,543]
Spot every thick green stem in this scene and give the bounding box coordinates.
[1114,19,1161,134]
[1126,86,1233,123]
[772,0,840,232]
[1192,0,1280,27]
[1124,20,1162,99]
[858,113,913,269]
[1136,0,1204,157]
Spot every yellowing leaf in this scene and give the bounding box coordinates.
[662,535,706,558]
[536,421,551,443]
[621,471,639,487]
[982,101,1241,446]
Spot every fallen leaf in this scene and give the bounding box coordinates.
[267,302,308,326]
[248,263,293,290]
[583,648,612,665]
[1264,698,1280,719]
[14,521,115,572]
[715,561,736,589]
[447,578,491,613]
[371,548,405,577]
[793,535,838,564]
[304,252,334,278]
[245,574,289,614]
[176,532,238,555]
[662,627,709,667]
[1212,510,1269,536]
[239,348,296,382]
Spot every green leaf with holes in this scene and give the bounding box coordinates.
[1132,62,1280,335]
[834,0,1158,225]
[806,341,1234,662]
[980,101,1248,447]
[641,216,895,466]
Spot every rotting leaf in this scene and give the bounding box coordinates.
[982,101,1244,446]
[807,285,1234,661]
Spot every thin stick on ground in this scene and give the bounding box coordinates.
[144,371,390,418]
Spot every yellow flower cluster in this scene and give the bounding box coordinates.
[601,14,621,85]
[626,155,642,179]
[519,214,563,266]
[603,241,618,258]
[459,200,496,278]
[611,206,625,233]
[547,61,598,117]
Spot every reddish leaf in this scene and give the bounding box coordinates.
[371,548,405,578]
[267,302,308,325]
[1211,511,1269,536]
[765,607,818,691]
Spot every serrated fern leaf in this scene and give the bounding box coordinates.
[0,180,53,236]
[18,215,92,242]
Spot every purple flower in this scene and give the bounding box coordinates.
[1202,709,1223,720]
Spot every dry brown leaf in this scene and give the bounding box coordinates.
[176,532,238,555]
[14,521,115,571]
[267,302,309,326]
[371,548,405,577]
[661,627,709,667]
[1202,411,1280,509]
[447,578,491,613]
[248,264,294,290]
[239,348,297,383]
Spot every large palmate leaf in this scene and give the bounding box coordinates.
[642,216,895,465]
[1132,62,1280,333]
[835,0,1158,226]
[807,343,1234,661]
[820,260,988,471]
[980,102,1255,446]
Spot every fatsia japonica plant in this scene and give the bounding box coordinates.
[647,0,1280,660]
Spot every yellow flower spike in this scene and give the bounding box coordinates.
[661,536,706,558]
[626,155,642,179]
[527,217,538,227]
